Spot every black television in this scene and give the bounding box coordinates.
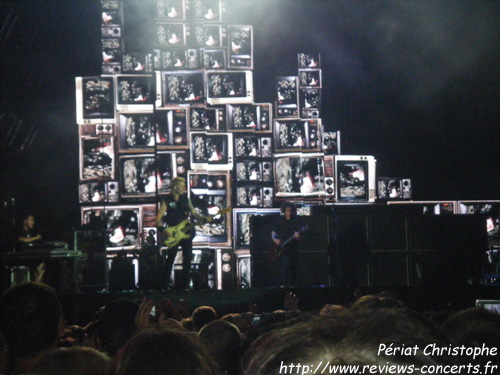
[155,22,189,46]
[75,76,115,125]
[190,0,225,21]
[191,23,227,47]
[273,119,322,152]
[115,75,154,112]
[153,48,200,70]
[155,108,189,149]
[157,70,205,106]
[80,136,115,181]
[118,112,156,152]
[227,103,271,132]
[155,0,188,20]
[275,76,298,118]
[228,25,253,69]
[190,106,225,131]
[234,135,272,158]
[232,208,280,249]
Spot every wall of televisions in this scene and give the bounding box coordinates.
[75,0,497,290]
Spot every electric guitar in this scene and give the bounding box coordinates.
[268,225,309,262]
[162,207,231,248]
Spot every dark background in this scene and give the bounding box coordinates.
[1,0,500,242]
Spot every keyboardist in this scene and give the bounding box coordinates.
[17,214,42,244]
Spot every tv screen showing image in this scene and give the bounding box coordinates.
[274,153,325,197]
[336,155,376,202]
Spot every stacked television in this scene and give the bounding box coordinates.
[75,0,412,290]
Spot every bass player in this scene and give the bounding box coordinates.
[155,177,211,290]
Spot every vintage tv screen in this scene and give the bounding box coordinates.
[322,131,341,155]
[81,206,141,251]
[335,155,376,202]
[192,24,227,47]
[206,71,253,105]
[298,53,321,69]
[190,131,233,171]
[299,88,321,119]
[118,113,155,151]
[158,71,205,106]
[190,0,225,21]
[274,119,322,152]
[190,106,225,131]
[275,76,298,117]
[120,152,187,198]
[274,153,325,197]
[227,103,271,132]
[202,48,226,70]
[155,108,189,148]
[155,22,189,46]
[80,136,115,181]
[154,48,200,70]
[188,172,231,246]
[377,178,404,200]
[155,0,188,20]
[228,25,253,69]
[115,75,154,112]
[298,69,322,88]
[75,76,115,124]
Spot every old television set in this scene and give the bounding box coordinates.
[335,155,376,202]
[157,70,205,107]
[118,112,156,152]
[298,69,322,88]
[228,25,253,69]
[387,201,456,215]
[190,106,225,131]
[205,70,253,105]
[476,300,500,314]
[155,0,188,20]
[155,22,189,46]
[235,186,272,208]
[234,135,272,158]
[202,48,226,70]
[122,52,153,74]
[274,119,322,152]
[155,108,189,148]
[275,76,298,118]
[153,48,200,70]
[79,182,106,204]
[299,88,321,119]
[101,0,122,25]
[190,131,233,171]
[191,23,227,47]
[115,75,154,112]
[377,177,411,200]
[188,171,231,246]
[232,208,280,249]
[227,103,271,132]
[81,206,142,251]
[190,0,225,21]
[235,160,273,183]
[75,76,115,125]
[102,38,122,66]
[298,53,321,69]
[80,136,115,181]
[322,131,341,155]
[274,153,325,197]
[457,201,500,246]
[119,152,187,198]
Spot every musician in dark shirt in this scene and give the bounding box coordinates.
[271,202,302,287]
[155,177,211,290]
[17,214,42,245]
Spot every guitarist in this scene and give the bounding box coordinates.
[271,202,302,287]
[155,177,211,290]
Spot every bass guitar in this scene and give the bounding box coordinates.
[268,225,309,262]
[162,207,231,248]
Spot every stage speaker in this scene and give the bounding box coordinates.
[371,214,408,251]
[250,214,281,287]
[75,254,107,290]
[297,215,330,252]
[297,251,329,287]
[108,256,136,291]
[370,252,409,287]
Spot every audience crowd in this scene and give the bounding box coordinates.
[0,282,499,375]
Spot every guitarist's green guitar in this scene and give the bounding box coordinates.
[162,207,231,248]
